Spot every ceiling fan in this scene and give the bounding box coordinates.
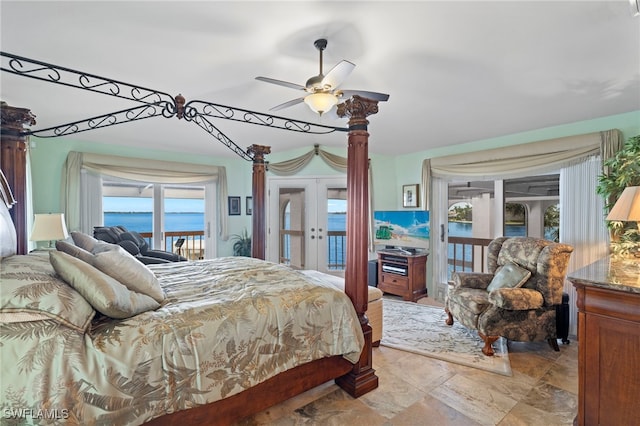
[256,38,389,116]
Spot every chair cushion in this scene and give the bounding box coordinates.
[487,261,531,292]
[448,287,492,315]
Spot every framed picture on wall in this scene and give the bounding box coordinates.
[228,196,241,215]
[246,196,253,215]
[402,184,419,208]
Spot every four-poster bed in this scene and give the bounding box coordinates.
[0,52,382,424]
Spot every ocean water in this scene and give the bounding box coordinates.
[105,212,348,266]
[104,212,204,233]
[106,212,347,233]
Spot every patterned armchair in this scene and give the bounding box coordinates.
[445,237,573,356]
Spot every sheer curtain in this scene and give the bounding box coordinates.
[560,156,610,335]
[61,151,229,239]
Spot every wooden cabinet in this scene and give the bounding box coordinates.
[568,257,640,426]
[377,250,428,302]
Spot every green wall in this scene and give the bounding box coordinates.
[391,110,640,210]
[28,110,640,256]
[29,137,253,255]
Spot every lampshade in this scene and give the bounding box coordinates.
[606,186,640,221]
[304,92,338,116]
[30,213,69,243]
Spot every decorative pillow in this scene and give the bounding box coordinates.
[56,240,94,264]
[487,261,532,292]
[49,251,160,319]
[91,240,120,254]
[92,245,166,303]
[0,253,95,331]
[71,231,100,252]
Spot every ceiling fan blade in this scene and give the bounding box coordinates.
[255,76,305,91]
[339,89,390,102]
[321,60,355,90]
[270,97,305,111]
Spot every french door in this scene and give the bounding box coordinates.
[266,176,347,275]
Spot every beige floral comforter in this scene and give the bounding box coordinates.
[0,256,364,425]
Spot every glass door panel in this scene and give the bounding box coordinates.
[267,177,346,274]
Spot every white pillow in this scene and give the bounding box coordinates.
[92,245,166,303]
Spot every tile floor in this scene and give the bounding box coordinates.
[241,297,578,426]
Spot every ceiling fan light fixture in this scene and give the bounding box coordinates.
[304,92,338,116]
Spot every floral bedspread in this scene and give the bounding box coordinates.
[0,256,364,425]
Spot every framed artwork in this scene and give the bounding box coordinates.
[402,184,419,208]
[246,196,253,215]
[228,196,241,215]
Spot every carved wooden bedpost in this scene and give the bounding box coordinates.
[0,102,36,255]
[247,144,270,260]
[335,96,379,396]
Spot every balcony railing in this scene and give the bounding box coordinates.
[326,230,346,270]
[138,230,486,275]
[279,229,347,270]
[139,230,205,260]
[447,236,493,278]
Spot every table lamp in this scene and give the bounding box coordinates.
[30,213,69,248]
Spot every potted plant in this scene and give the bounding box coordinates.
[231,228,251,257]
[596,135,640,256]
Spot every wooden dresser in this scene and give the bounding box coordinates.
[377,250,428,302]
[568,256,640,426]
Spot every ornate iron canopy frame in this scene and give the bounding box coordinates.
[1,52,348,161]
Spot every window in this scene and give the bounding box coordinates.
[446,173,560,279]
[101,176,213,258]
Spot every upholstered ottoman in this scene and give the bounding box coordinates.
[300,270,384,346]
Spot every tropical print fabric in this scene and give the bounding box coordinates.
[0,255,364,425]
[446,237,573,343]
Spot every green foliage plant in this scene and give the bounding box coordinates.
[596,135,640,256]
[231,228,252,257]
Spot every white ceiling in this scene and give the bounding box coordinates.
[1,1,639,160]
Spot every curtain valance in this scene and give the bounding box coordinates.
[267,144,348,174]
[421,129,623,210]
[80,152,226,183]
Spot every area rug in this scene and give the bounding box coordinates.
[381,299,512,376]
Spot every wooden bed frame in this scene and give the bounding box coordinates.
[0,95,380,425]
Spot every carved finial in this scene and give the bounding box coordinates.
[336,95,378,129]
[174,94,186,119]
[0,102,37,132]
[247,144,271,163]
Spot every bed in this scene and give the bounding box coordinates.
[1,75,381,423]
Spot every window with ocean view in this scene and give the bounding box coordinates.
[102,178,207,257]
